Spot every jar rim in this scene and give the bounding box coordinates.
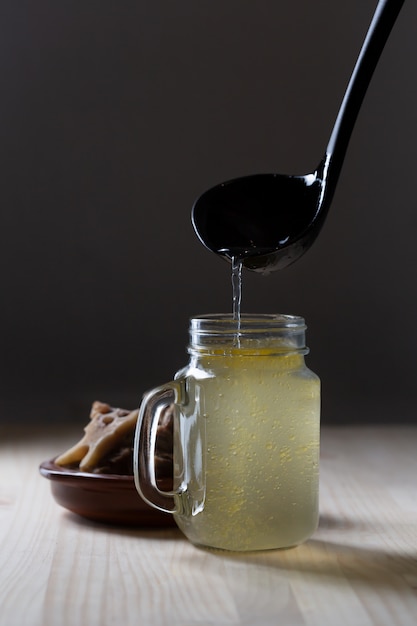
[188,314,308,354]
[190,313,306,331]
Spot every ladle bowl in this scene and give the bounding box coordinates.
[192,166,326,273]
[192,0,405,273]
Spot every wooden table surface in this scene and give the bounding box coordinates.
[1,425,416,626]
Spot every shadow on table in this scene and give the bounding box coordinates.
[63,509,417,590]
[61,509,184,541]
[207,514,417,591]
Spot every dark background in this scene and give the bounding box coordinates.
[1,1,416,425]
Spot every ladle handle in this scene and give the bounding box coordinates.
[326,0,405,169]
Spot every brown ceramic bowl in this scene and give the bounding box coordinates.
[39,458,176,527]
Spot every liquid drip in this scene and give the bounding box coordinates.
[231,257,243,344]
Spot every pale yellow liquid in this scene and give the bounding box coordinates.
[173,349,320,551]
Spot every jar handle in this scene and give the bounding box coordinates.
[133,382,183,515]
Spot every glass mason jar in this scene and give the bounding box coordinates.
[134,314,320,551]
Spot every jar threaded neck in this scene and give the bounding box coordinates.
[188,314,308,355]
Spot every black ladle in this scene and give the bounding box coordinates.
[192,0,405,273]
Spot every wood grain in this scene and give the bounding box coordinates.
[1,426,416,626]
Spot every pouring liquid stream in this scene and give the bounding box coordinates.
[231,257,243,345]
